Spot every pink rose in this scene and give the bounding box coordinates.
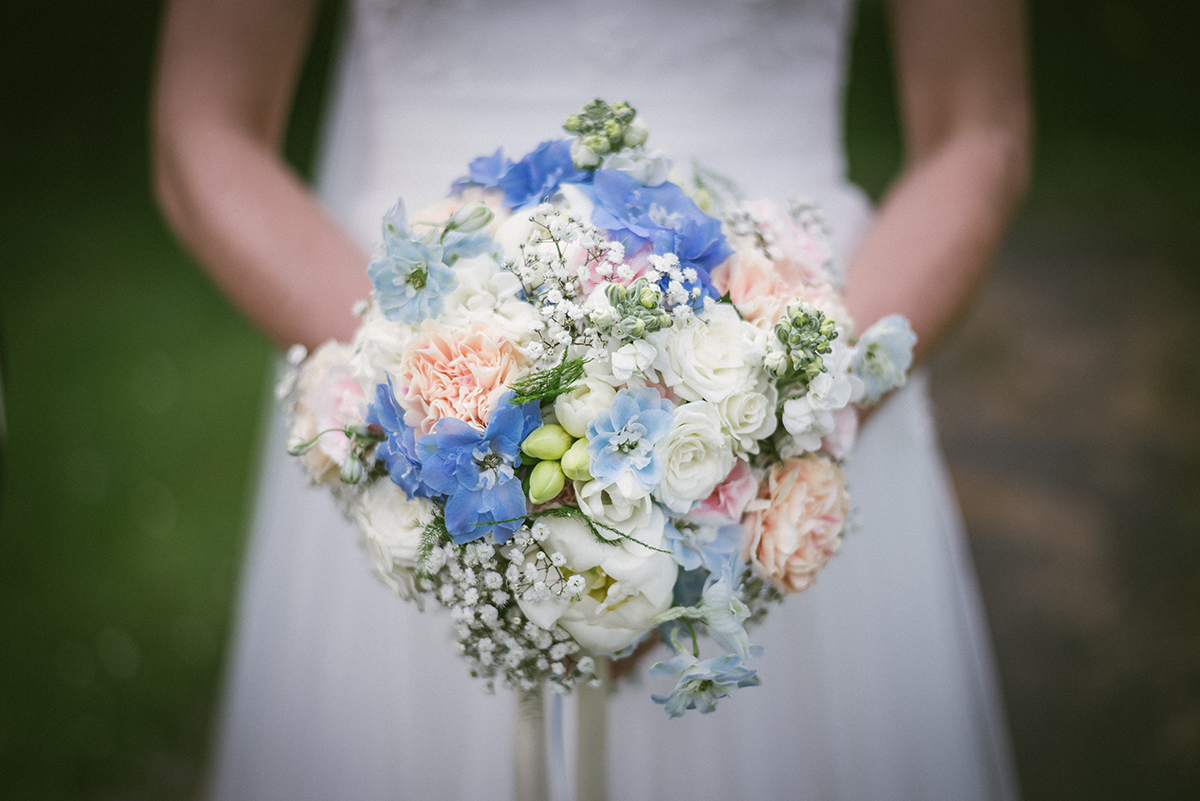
[742,455,848,594]
[742,199,832,286]
[396,321,526,435]
[709,250,795,329]
[292,341,366,483]
[684,459,758,527]
[821,406,859,461]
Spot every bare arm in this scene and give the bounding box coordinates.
[843,0,1031,362]
[153,0,371,350]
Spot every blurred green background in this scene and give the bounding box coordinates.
[0,1,1196,798]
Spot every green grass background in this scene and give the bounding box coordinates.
[0,1,1196,798]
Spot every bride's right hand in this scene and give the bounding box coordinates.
[153,0,371,350]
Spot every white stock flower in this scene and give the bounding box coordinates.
[610,340,657,382]
[598,146,673,186]
[354,482,435,600]
[516,515,676,653]
[647,303,761,403]
[441,255,540,346]
[554,376,618,438]
[654,401,737,514]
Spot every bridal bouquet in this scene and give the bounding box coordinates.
[281,100,915,716]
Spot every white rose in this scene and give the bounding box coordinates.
[354,482,435,600]
[516,515,676,653]
[440,254,539,346]
[554,377,618,438]
[717,380,778,454]
[646,303,761,403]
[654,401,737,514]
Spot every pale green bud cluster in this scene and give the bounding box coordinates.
[521,424,591,504]
[771,302,838,386]
[443,200,494,234]
[593,278,672,340]
[564,98,649,169]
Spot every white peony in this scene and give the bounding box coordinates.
[354,481,435,601]
[553,376,618,438]
[516,515,676,653]
[646,303,762,403]
[654,401,737,514]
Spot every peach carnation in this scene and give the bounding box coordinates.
[742,454,848,594]
[395,321,526,435]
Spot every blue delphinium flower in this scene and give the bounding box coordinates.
[586,387,674,492]
[852,314,917,403]
[367,381,431,500]
[586,169,733,278]
[663,520,744,573]
[498,139,591,209]
[416,395,541,544]
[368,200,457,324]
[649,653,760,717]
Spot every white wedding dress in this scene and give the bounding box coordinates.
[209,1,1020,799]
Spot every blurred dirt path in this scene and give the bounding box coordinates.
[931,220,1200,800]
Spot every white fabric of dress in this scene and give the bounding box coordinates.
[209,0,1020,798]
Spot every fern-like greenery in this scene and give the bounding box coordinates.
[507,356,588,406]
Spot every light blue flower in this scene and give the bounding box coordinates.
[649,653,760,717]
[654,565,761,661]
[368,201,457,324]
[416,395,541,544]
[586,387,674,491]
[853,314,916,403]
[367,380,431,500]
[663,520,744,573]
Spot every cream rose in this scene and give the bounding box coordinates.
[349,304,415,389]
[395,321,526,435]
[355,482,435,600]
[654,401,737,514]
[646,303,761,403]
[742,455,848,594]
[554,376,617,439]
[716,381,778,454]
[574,479,665,554]
[516,516,676,653]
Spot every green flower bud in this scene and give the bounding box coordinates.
[611,101,635,122]
[619,316,646,338]
[561,437,592,481]
[445,200,494,234]
[582,133,611,155]
[286,436,317,456]
[564,113,585,133]
[639,287,659,308]
[570,137,602,169]
[339,456,364,484]
[521,424,575,461]
[604,118,623,140]
[528,460,566,505]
